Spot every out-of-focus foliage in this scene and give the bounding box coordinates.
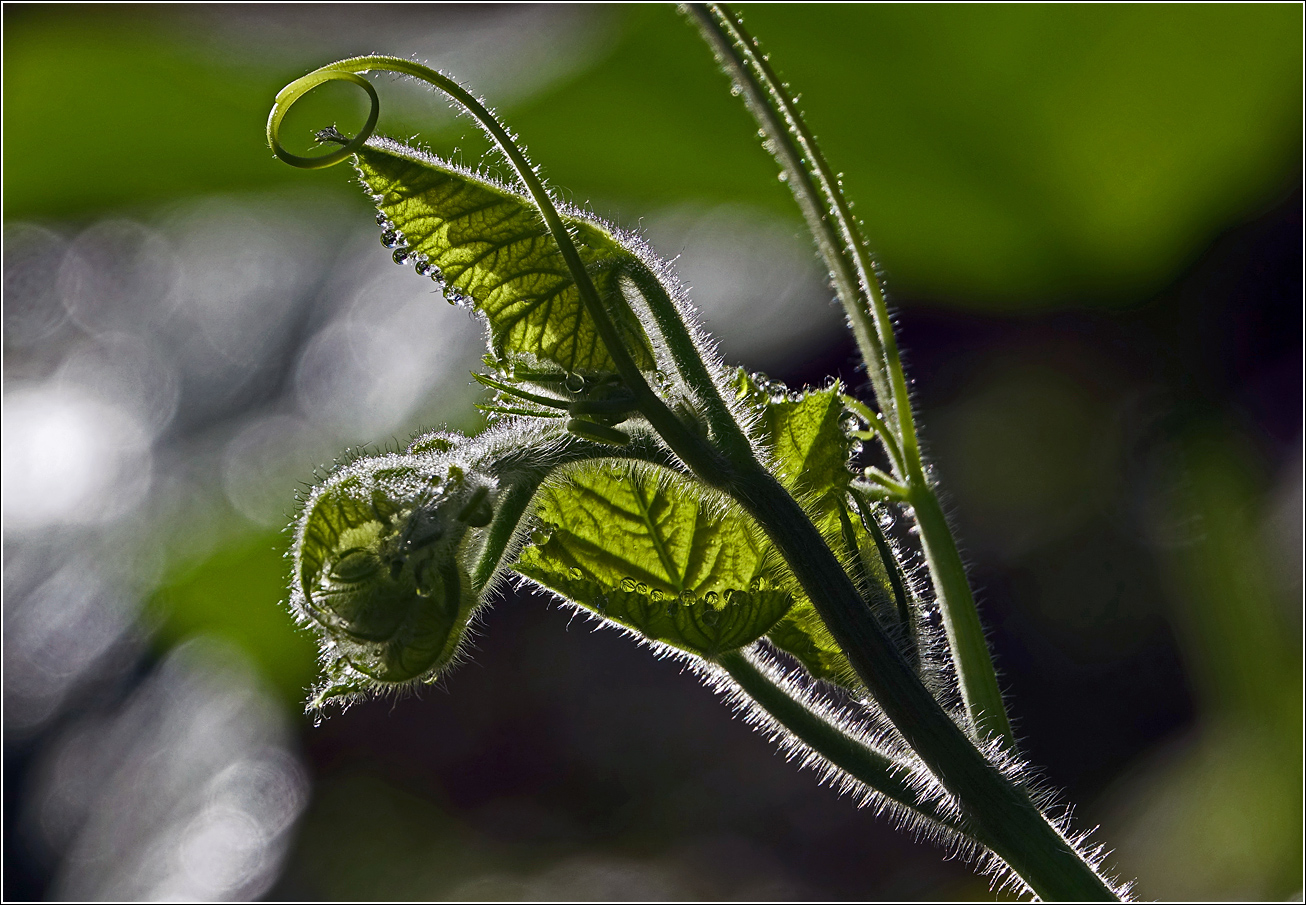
[514,5,1302,305]
[148,533,320,708]
[7,6,1299,304]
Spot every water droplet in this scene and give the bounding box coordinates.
[564,373,586,393]
[650,588,664,603]
[595,594,609,613]
[702,608,720,626]
[635,582,649,596]
[381,229,407,249]
[704,591,719,607]
[850,439,864,456]
[840,410,867,434]
[531,527,553,545]
[568,567,583,581]
[444,287,473,309]
[392,249,410,266]
[730,82,743,96]
[376,212,393,228]
[620,577,637,593]
[777,171,789,183]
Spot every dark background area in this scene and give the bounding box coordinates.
[4,4,1301,900]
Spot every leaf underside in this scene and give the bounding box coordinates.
[354,137,656,377]
[516,461,793,658]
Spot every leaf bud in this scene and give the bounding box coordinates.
[291,452,497,700]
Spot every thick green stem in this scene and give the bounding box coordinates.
[468,431,974,843]
[622,264,754,462]
[690,3,1014,750]
[729,462,1116,901]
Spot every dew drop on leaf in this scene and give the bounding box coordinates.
[839,410,867,434]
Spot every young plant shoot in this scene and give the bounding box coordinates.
[268,6,1133,899]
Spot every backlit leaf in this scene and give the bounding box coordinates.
[736,372,910,688]
[354,137,656,376]
[515,461,793,658]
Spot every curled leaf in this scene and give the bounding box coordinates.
[292,450,495,705]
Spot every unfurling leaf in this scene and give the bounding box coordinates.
[354,137,657,377]
[292,450,494,705]
[515,461,793,658]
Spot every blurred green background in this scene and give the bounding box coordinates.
[4,4,1300,900]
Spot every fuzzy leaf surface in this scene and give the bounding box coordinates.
[354,137,656,376]
[737,373,906,689]
[515,461,792,658]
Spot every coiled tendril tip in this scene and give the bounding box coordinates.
[267,68,380,170]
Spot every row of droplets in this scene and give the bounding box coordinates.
[375,210,473,309]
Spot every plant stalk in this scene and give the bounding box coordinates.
[689,3,1015,749]
[728,461,1116,900]
[716,647,967,837]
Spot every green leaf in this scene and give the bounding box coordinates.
[354,137,656,376]
[735,372,915,689]
[736,370,852,504]
[766,602,864,690]
[515,461,793,658]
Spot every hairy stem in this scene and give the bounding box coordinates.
[730,462,1116,901]
[716,647,968,837]
[690,2,1014,749]
[685,4,893,429]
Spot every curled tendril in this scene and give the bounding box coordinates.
[266,56,699,448]
[266,69,379,169]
